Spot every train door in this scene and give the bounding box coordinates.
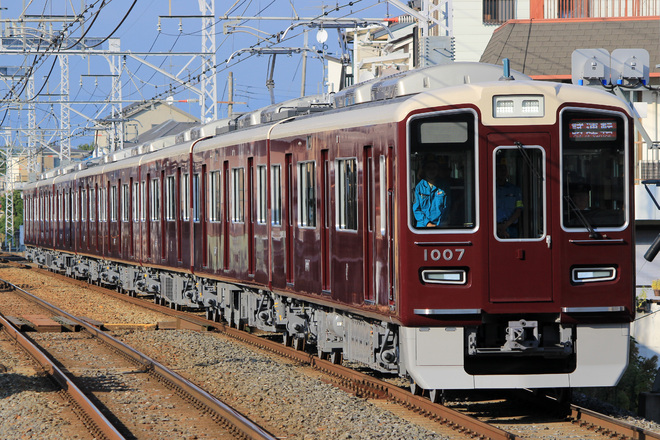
[321,149,330,292]
[488,134,552,302]
[247,158,254,275]
[363,146,375,303]
[285,153,294,284]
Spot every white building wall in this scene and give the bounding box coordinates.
[452,1,530,62]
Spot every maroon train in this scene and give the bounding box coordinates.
[24,62,635,398]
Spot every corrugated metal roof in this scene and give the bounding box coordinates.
[480,17,660,78]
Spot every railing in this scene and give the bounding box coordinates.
[543,0,660,19]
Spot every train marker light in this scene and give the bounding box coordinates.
[421,269,466,285]
[571,266,616,283]
[493,95,544,118]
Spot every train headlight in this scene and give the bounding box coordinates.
[493,95,544,118]
[571,266,616,283]
[421,269,467,285]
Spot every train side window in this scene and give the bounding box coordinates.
[271,165,282,226]
[298,161,316,228]
[88,189,94,222]
[73,190,79,222]
[232,168,245,223]
[110,185,118,222]
[192,173,200,222]
[256,165,267,225]
[165,176,176,221]
[100,187,107,222]
[81,189,87,222]
[122,184,130,222]
[408,111,477,231]
[209,170,222,222]
[132,182,139,222]
[150,178,160,221]
[140,181,146,222]
[181,173,190,221]
[336,158,358,231]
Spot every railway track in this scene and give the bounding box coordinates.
[2,258,660,439]
[0,278,274,440]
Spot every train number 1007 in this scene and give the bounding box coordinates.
[423,248,466,262]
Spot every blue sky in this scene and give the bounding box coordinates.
[0,0,395,150]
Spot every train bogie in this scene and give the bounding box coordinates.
[23,62,636,392]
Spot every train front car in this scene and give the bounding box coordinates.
[397,69,635,393]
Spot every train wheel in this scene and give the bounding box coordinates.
[409,380,423,396]
[429,389,445,404]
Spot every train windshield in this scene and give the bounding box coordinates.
[408,111,476,230]
[561,110,627,230]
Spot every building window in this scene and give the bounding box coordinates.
[337,158,358,230]
[483,0,515,24]
[298,161,316,227]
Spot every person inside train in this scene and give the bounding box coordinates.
[413,160,448,228]
[496,163,523,238]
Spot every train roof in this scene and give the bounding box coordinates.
[24,62,631,190]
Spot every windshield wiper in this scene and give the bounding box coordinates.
[564,194,601,239]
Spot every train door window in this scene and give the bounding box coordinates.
[379,155,387,236]
[336,158,358,230]
[256,165,267,224]
[89,187,95,222]
[232,167,245,223]
[150,178,160,221]
[73,190,79,222]
[561,110,626,230]
[181,173,190,221]
[298,161,316,228]
[209,170,222,222]
[165,176,176,221]
[494,148,545,240]
[140,181,146,222]
[271,165,282,226]
[408,111,477,230]
[132,182,139,222]
[122,184,130,222]
[81,189,87,222]
[65,190,70,222]
[110,185,118,222]
[100,187,107,222]
[192,173,200,222]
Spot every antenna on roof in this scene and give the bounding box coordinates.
[500,58,514,81]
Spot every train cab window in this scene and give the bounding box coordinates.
[494,148,545,240]
[271,165,282,226]
[232,168,245,223]
[165,176,176,221]
[337,158,358,230]
[150,178,160,221]
[408,111,477,230]
[561,111,626,230]
[256,165,267,225]
[209,171,222,222]
[298,161,316,228]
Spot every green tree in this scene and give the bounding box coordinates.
[77,143,95,151]
[0,190,23,246]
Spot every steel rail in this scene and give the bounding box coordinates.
[0,312,125,440]
[0,279,276,440]
[571,404,660,440]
